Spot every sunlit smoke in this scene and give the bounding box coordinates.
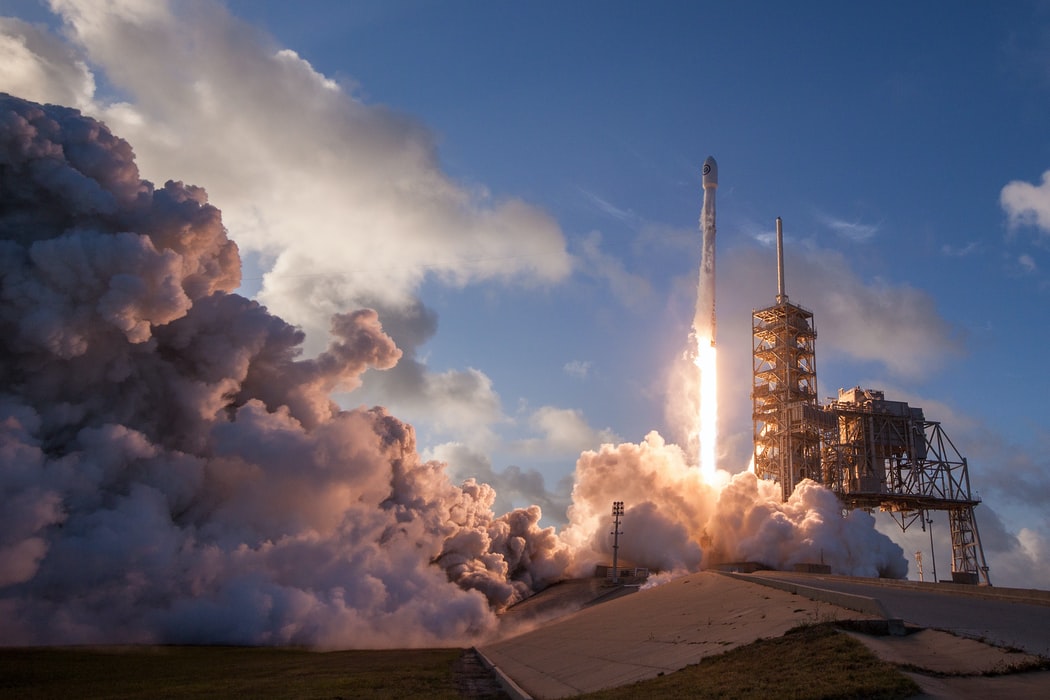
[0,90,911,649]
[0,93,573,648]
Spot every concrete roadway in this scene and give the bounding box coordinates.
[750,571,1050,657]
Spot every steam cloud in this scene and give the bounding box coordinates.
[560,433,906,578]
[0,94,571,647]
[0,93,906,648]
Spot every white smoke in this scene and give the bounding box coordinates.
[558,432,907,578]
[0,0,572,341]
[0,94,573,647]
[0,2,921,644]
[0,94,909,647]
[0,0,574,466]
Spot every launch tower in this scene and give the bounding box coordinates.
[824,388,990,584]
[751,218,832,501]
[751,218,991,584]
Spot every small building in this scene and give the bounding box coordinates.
[594,564,649,581]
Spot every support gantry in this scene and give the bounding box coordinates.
[751,300,828,501]
[749,217,991,584]
[825,388,991,585]
[751,217,832,501]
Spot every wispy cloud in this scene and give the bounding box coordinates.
[511,406,620,457]
[721,243,963,379]
[576,231,654,310]
[941,241,980,257]
[563,359,592,379]
[577,187,641,225]
[817,212,880,242]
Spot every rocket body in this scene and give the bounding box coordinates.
[695,156,717,346]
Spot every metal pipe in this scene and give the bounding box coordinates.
[776,217,786,303]
[928,514,938,583]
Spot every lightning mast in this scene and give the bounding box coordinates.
[751,218,829,501]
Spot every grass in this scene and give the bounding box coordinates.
[0,646,466,700]
[577,623,922,700]
[0,624,928,699]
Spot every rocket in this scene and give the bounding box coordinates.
[696,156,718,347]
[702,155,718,190]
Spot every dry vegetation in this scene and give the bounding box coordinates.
[0,646,467,700]
[0,624,922,700]
[578,623,921,700]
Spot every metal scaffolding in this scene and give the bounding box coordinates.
[751,300,828,501]
[749,217,991,584]
[752,217,831,501]
[824,388,991,585]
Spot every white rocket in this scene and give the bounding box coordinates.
[696,156,718,347]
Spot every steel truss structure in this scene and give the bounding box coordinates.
[824,389,991,585]
[749,218,991,584]
[751,299,826,502]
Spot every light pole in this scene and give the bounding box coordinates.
[927,513,938,583]
[611,501,624,584]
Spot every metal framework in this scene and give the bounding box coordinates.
[748,218,991,584]
[751,299,828,501]
[823,388,991,584]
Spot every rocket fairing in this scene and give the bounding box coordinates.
[696,156,718,347]
[702,156,718,189]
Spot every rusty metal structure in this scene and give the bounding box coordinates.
[751,300,825,501]
[751,218,991,584]
[752,218,833,501]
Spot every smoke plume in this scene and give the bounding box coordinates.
[0,93,908,648]
[559,432,907,578]
[0,93,571,647]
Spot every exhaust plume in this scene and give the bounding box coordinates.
[559,432,907,578]
[691,157,719,478]
[0,94,907,648]
[0,93,571,647]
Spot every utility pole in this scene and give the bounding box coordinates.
[927,514,938,583]
[611,501,624,584]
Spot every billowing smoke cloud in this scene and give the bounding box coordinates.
[559,433,907,578]
[0,0,572,337]
[0,94,573,647]
[0,85,915,648]
[0,0,575,462]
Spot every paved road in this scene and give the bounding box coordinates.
[752,572,1050,657]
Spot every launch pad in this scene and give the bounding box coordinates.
[750,218,991,585]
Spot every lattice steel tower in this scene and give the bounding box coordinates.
[824,388,991,584]
[752,218,831,501]
[750,217,991,584]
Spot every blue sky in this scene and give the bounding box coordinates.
[3,0,1050,586]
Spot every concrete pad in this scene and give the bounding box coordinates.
[903,670,1050,699]
[840,628,1050,698]
[479,571,875,699]
[845,628,1043,676]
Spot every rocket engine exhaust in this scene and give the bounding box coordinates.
[692,156,718,477]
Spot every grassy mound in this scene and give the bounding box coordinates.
[577,623,921,700]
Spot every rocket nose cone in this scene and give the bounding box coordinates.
[702,156,718,188]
